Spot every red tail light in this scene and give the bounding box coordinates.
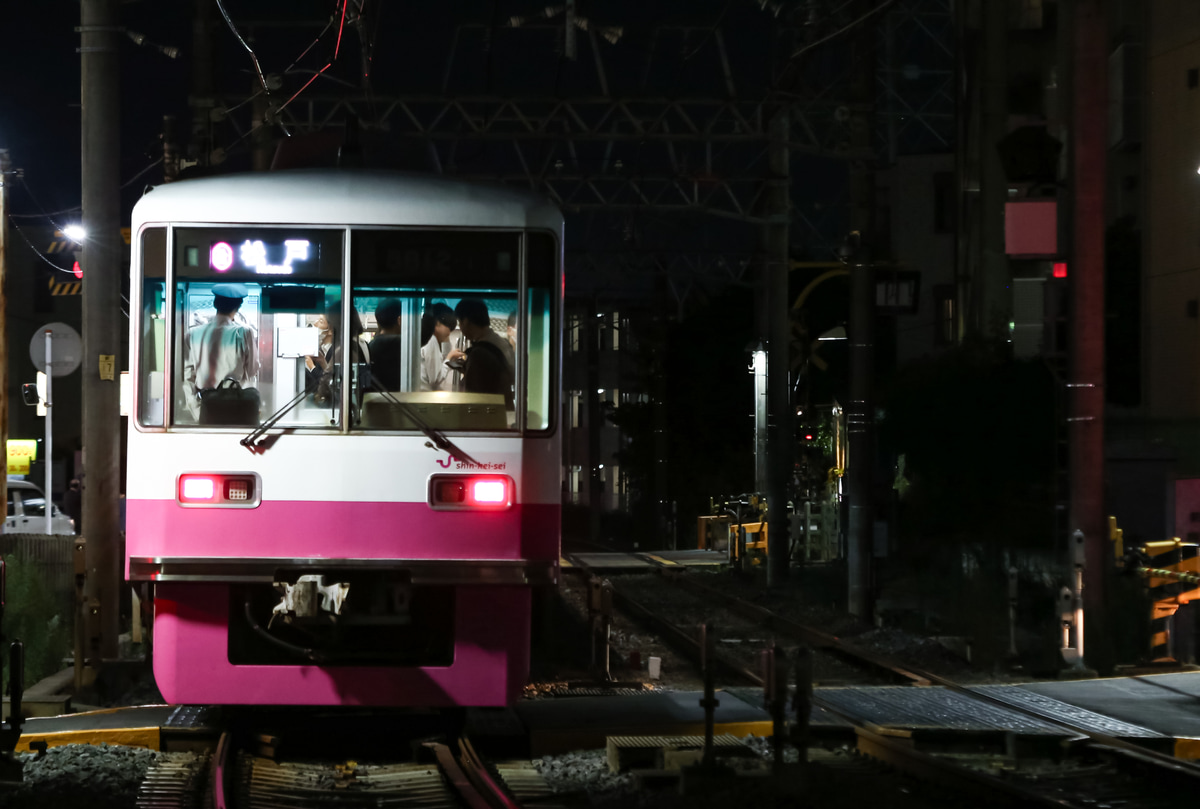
[177,473,260,507]
[429,475,514,510]
[180,476,217,501]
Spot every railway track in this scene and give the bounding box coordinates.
[132,727,556,809]
[567,564,1200,808]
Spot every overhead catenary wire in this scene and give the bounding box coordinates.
[120,157,164,190]
[276,0,352,115]
[214,0,273,104]
[11,157,166,221]
[14,177,74,231]
[790,0,896,61]
[6,216,76,274]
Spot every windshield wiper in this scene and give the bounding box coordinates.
[240,373,481,468]
[361,377,480,467]
[241,379,318,453]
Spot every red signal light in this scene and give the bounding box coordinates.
[72,261,83,280]
[1052,262,1067,279]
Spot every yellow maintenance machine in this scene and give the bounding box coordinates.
[696,489,841,566]
[1115,516,1200,663]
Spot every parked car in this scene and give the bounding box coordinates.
[4,480,74,535]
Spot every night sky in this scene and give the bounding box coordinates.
[2,3,776,207]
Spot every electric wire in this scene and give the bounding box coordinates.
[10,157,166,222]
[282,68,358,90]
[220,87,265,117]
[283,14,338,74]
[214,0,272,104]
[276,0,351,116]
[5,216,76,274]
[120,157,164,190]
[14,178,75,231]
[790,0,896,60]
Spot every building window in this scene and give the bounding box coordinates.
[568,466,583,505]
[567,314,581,355]
[568,390,582,428]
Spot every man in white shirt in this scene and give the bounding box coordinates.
[183,283,259,420]
[419,302,458,392]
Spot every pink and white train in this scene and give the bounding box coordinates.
[125,170,562,706]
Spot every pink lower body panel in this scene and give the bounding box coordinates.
[153,582,532,706]
[127,500,560,565]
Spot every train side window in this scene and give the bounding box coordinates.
[526,232,557,432]
[138,227,167,427]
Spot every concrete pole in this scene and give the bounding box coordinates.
[1068,0,1109,670]
[846,12,876,619]
[190,0,213,168]
[0,150,10,519]
[162,114,180,182]
[976,0,1010,336]
[766,111,792,587]
[586,298,602,544]
[80,0,122,661]
[44,331,52,535]
[846,239,874,619]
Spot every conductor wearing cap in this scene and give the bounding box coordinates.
[183,283,260,421]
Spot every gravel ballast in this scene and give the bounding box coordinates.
[1,745,202,809]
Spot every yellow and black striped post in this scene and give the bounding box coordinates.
[1140,538,1200,662]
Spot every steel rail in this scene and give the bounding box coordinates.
[853,726,1080,809]
[596,574,1097,807]
[429,742,497,809]
[210,731,231,809]
[604,577,764,686]
[571,561,1200,788]
[663,570,932,684]
[657,568,1200,776]
[459,737,524,809]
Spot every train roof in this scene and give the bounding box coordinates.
[131,170,563,232]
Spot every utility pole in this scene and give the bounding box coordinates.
[845,9,876,620]
[162,115,180,182]
[0,150,11,520]
[586,297,602,545]
[845,237,874,619]
[190,0,214,170]
[766,111,792,587]
[80,0,122,664]
[975,0,1010,335]
[1068,0,1109,670]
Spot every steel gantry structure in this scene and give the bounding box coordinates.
[179,1,957,580]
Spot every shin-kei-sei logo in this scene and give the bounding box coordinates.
[435,453,454,468]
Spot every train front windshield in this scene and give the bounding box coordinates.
[137,226,556,433]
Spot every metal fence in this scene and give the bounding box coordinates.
[0,534,77,617]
